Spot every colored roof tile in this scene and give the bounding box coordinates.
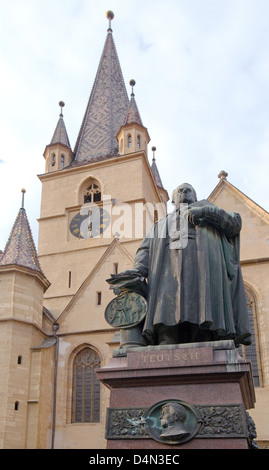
[50,114,71,149]
[73,29,129,162]
[0,207,44,275]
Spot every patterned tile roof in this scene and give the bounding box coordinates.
[73,29,129,163]
[124,94,143,126]
[50,114,71,149]
[151,157,164,189]
[0,207,45,275]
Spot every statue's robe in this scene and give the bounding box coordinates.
[133,200,251,346]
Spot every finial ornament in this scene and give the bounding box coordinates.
[218,170,228,180]
[106,10,114,31]
[21,188,26,209]
[129,79,136,96]
[59,101,65,117]
[151,146,156,161]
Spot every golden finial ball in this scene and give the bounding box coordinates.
[21,188,26,193]
[106,11,114,20]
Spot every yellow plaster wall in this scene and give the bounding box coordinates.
[209,185,269,261]
[53,331,114,449]
[209,182,269,445]
[0,271,44,329]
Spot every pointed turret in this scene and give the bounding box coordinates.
[150,147,169,205]
[0,190,49,289]
[117,80,150,156]
[73,11,129,163]
[43,102,73,172]
[124,82,144,126]
[151,146,164,189]
[50,102,71,149]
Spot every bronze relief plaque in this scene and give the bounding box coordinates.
[105,292,147,329]
[144,399,202,445]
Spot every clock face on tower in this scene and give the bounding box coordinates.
[69,207,110,239]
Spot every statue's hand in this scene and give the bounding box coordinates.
[106,268,144,286]
[109,268,141,279]
[187,207,205,226]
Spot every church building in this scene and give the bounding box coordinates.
[0,12,268,449]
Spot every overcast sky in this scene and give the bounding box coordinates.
[0,0,269,250]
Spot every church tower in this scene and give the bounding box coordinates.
[36,12,168,448]
[38,12,168,319]
[0,191,51,449]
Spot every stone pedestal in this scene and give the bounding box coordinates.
[97,340,256,449]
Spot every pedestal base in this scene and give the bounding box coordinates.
[97,340,256,449]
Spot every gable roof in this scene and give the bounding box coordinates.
[57,238,134,327]
[208,171,269,222]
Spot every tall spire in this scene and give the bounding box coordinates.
[0,190,45,276]
[73,11,129,163]
[50,101,71,149]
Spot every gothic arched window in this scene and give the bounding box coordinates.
[137,135,141,148]
[71,348,101,423]
[84,181,101,204]
[239,292,262,387]
[128,135,132,148]
[61,155,65,168]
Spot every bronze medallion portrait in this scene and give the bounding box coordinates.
[145,399,202,445]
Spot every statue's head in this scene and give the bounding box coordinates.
[171,183,197,207]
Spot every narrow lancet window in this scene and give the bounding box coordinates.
[72,348,101,423]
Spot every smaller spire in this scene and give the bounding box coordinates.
[123,80,144,126]
[0,191,45,277]
[50,101,71,149]
[106,10,114,32]
[151,147,164,189]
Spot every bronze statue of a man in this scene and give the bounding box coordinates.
[108,183,251,347]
